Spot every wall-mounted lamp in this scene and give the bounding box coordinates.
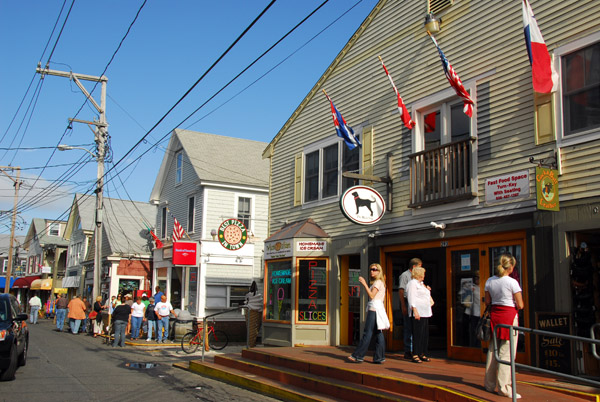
[430,221,446,238]
[210,229,217,241]
[424,13,441,34]
[235,256,243,264]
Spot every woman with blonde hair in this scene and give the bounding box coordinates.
[406,266,433,363]
[348,263,389,364]
[484,254,524,398]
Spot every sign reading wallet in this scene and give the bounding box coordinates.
[172,241,199,266]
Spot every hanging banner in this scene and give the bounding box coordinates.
[536,167,559,211]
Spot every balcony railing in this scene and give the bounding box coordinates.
[409,138,477,208]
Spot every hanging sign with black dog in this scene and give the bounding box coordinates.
[340,185,386,225]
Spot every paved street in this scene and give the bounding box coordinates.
[1,318,280,402]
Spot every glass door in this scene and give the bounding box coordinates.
[448,247,485,361]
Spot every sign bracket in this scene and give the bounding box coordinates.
[342,153,393,211]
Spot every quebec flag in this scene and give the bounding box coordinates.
[522,0,558,93]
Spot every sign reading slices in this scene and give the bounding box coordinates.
[340,185,386,225]
[172,241,198,266]
[218,219,248,250]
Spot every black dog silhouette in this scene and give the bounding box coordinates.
[352,191,375,216]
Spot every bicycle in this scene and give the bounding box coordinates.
[181,319,228,353]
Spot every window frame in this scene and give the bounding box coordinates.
[301,135,362,208]
[175,151,183,184]
[554,31,600,148]
[160,206,167,239]
[187,196,195,234]
[236,195,253,232]
[48,222,60,237]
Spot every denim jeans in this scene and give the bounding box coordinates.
[146,320,156,340]
[351,310,385,362]
[113,320,127,347]
[69,318,81,334]
[402,310,413,354]
[29,306,40,324]
[157,316,169,342]
[55,308,67,330]
[131,316,143,339]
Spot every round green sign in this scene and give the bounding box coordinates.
[218,219,248,250]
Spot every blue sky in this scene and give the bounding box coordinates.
[0,0,377,235]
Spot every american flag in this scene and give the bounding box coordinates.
[172,217,184,242]
[323,90,361,150]
[378,56,415,130]
[428,33,474,117]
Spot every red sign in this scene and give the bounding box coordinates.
[172,241,198,266]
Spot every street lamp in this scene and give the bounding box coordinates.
[58,143,104,301]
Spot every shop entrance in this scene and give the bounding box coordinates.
[385,248,447,352]
[340,255,361,346]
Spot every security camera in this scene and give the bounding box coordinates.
[430,221,446,230]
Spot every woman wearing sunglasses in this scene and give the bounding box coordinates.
[348,263,389,364]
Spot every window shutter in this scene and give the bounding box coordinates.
[534,92,555,145]
[362,126,373,187]
[294,152,303,206]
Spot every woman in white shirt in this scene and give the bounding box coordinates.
[348,263,389,364]
[484,254,524,398]
[130,297,146,341]
[407,266,432,363]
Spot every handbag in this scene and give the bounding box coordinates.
[89,311,98,319]
[476,305,491,342]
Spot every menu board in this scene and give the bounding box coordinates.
[536,312,572,374]
[297,259,328,323]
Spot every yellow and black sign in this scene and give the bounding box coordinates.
[536,167,559,211]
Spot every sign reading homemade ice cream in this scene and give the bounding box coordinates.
[297,241,327,252]
[485,171,530,204]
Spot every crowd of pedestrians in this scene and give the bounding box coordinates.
[28,287,178,347]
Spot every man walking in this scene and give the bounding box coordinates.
[54,294,69,331]
[28,293,42,324]
[155,295,176,343]
[67,294,86,334]
[399,258,422,359]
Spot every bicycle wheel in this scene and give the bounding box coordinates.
[181,331,200,354]
[208,329,228,350]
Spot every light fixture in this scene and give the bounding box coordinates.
[430,221,446,230]
[424,13,441,34]
[210,229,217,241]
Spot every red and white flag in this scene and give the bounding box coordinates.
[428,33,474,117]
[378,56,415,129]
[522,0,558,93]
[172,217,184,242]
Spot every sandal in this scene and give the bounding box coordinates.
[419,355,431,362]
[411,355,423,363]
[347,355,363,363]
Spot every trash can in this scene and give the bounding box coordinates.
[173,310,194,341]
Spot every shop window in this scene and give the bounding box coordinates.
[2,259,6,273]
[206,285,227,309]
[555,32,600,146]
[297,258,328,323]
[176,151,183,184]
[187,267,198,315]
[265,260,292,322]
[230,286,248,307]
[118,279,140,296]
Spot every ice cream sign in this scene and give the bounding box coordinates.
[485,170,530,204]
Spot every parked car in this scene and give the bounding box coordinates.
[0,293,28,381]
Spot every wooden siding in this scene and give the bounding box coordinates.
[267,0,600,238]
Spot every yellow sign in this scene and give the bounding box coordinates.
[53,288,68,294]
[536,167,559,211]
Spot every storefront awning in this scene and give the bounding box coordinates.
[0,277,15,289]
[30,279,42,290]
[40,278,52,290]
[62,276,81,288]
[12,276,41,289]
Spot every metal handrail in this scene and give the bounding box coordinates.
[493,323,600,402]
[199,306,248,362]
[591,323,600,360]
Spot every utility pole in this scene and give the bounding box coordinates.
[0,167,21,294]
[37,65,108,300]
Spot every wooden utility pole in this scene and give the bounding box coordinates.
[1,167,21,294]
[37,65,108,300]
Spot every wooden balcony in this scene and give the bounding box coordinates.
[409,138,477,208]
